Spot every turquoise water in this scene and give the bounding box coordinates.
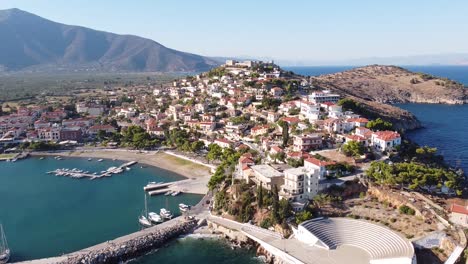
[0,156,202,262]
[131,237,262,264]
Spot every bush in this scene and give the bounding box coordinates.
[399,205,416,215]
[260,217,273,229]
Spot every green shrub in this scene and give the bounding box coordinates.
[399,205,416,215]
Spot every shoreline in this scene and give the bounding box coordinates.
[30,149,212,194]
[30,149,211,178]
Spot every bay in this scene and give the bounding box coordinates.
[0,156,202,262]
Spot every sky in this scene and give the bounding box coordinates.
[1,0,468,64]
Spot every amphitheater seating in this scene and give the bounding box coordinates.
[300,218,414,261]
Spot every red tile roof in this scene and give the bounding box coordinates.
[305,157,336,167]
[373,131,401,141]
[451,204,468,215]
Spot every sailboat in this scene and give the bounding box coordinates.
[138,194,152,227]
[0,224,10,264]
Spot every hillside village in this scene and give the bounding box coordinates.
[0,62,467,263]
[0,61,404,197]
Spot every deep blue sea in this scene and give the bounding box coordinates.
[284,65,468,85]
[285,65,468,174]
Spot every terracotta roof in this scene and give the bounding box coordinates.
[373,131,401,141]
[271,146,283,153]
[215,138,232,144]
[451,204,468,215]
[346,135,366,141]
[347,118,369,123]
[305,157,336,167]
[239,157,254,164]
[281,117,300,124]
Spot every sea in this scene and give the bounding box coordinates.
[285,65,468,174]
[1,65,467,264]
[0,157,203,262]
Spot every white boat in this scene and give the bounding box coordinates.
[171,191,181,196]
[164,191,173,196]
[39,157,45,160]
[0,224,10,264]
[160,208,173,219]
[148,212,163,223]
[139,215,152,227]
[139,193,152,227]
[11,159,17,163]
[87,158,92,161]
[125,167,131,171]
[179,203,190,212]
[97,159,103,162]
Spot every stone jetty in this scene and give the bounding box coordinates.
[15,218,197,264]
[66,219,196,264]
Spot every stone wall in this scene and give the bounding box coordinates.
[59,220,197,264]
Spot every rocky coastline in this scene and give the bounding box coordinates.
[58,220,197,264]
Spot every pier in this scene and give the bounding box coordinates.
[48,161,138,180]
[144,178,208,196]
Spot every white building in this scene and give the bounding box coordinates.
[371,131,401,151]
[300,101,320,121]
[280,167,319,202]
[450,204,468,227]
[308,90,340,104]
[250,165,284,191]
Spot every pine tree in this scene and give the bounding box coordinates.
[271,185,280,223]
[257,183,264,209]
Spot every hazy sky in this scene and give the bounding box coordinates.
[1,0,467,62]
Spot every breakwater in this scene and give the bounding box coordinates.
[17,218,197,264]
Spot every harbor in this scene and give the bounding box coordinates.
[0,157,204,262]
[47,161,137,180]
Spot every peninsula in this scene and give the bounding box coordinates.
[1,60,467,264]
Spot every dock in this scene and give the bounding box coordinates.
[143,182,173,191]
[148,189,171,196]
[48,161,138,180]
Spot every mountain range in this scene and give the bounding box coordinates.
[0,8,219,72]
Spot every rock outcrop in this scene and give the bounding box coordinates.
[312,65,467,105]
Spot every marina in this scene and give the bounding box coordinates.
[0,157,202,262]
[47,161,137,180]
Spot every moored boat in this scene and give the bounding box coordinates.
[160,208,173,219]
[164,190,173,196]
[97,159,103,162]
[138,193,152,227]
[148,212,163,223]
[0,224,10,264]
[138,215,152,227]
[171,191,181,196]
[179,203,190,212]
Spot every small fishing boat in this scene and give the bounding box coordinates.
[164,191,173,196]
[148,212,163,223]
[171,191,181,196]
[39,157,45,160]
[160,208,173,219]
[0,224,10,264]
[97,159,103,162]
[125,167,131,171]
[179,203,190,212]
[87,158,92,161]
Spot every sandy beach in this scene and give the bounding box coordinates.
[31,149,212,194]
